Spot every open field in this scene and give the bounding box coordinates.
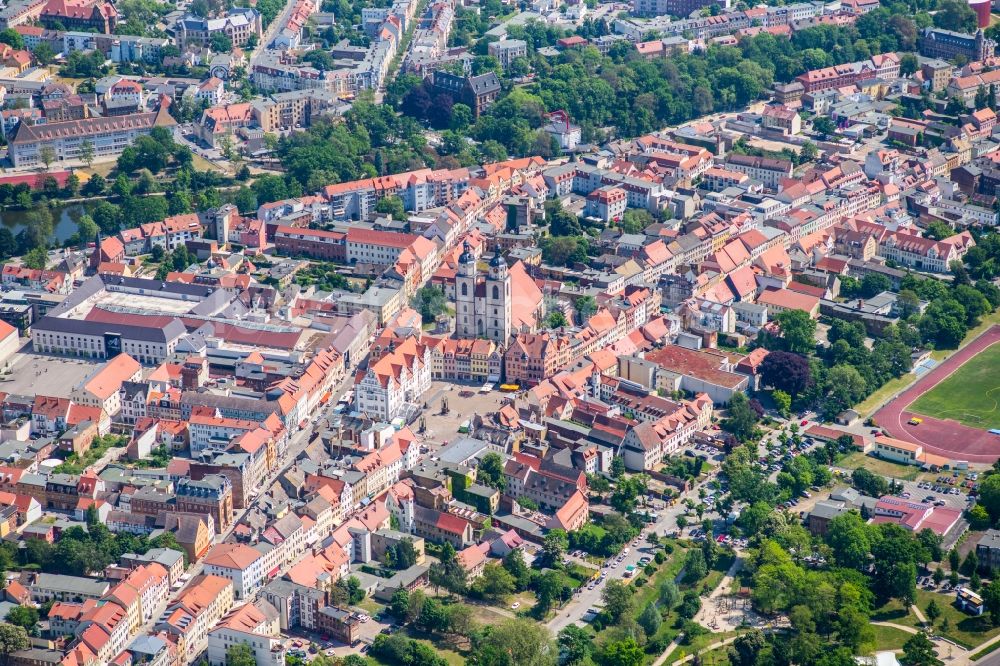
[875,326,1000,463]
[909,344,1000,430]
[856,309,1000,417]
[871,624,913,651]
[837,452,921,480]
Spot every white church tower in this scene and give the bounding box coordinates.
[456,241,478,338]
[485,251,511,345]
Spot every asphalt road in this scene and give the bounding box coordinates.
[977,647,1000,666]
[546,473,721,634]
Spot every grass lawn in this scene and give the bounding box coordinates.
[909,343,1000,430]
[191,153,228,174]
[857,373,923,417]
[626,543,734,664]
[871,624,914,651]
[356,598,385,615]
[875,590,1000,649]
[406,632,466,666]
[685,629,741,655]
[971,637,1000,661]
[837,452,920,481]
[871,597,910,624]
[692,644,733,666]
[914,589,1000,649]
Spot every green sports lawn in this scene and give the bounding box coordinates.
[908,344,1000,430]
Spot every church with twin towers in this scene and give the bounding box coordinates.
[455,241,512,346]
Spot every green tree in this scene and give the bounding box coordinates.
[32,42,55,66]
[969,503,991,530]
[921,600,939,631]
[659,579,680,608]
[729,630,767,666]
[446,604,476,637]
[826,511,872,569]
[933,0,977,31]
[450,104,473,130]
[478,452,507,491]
[416,597,448,633]
[861,272,892,297]
[812,116,836,137]
[546,311,568,328]
[772,389,791,417]
[472,562,515,600]
[610,457,625,479]
[375,195,406,220]
[22,247,47,270]
[534,569,566,615]
[576,295,597,323]
[4,607,38,633]
[78,139,95,169]
[596,638,643,666]
[411,285,449,323]
[389,588,409,618]
[38,146,56,171]
[637,602,661,636]
[683,548,708,583]
[984,578,1000,626]
[542,528,569,565]
[620,209,653,233]
[901,632,942,666]
[601,580,632,623]
[0,624,29,664]
[473,618,556,666]
[962,550,979,576]
[558,625,593,665]
[209,31,232,52]
[773,310,817,354]
[723,393,758,442]
[0,29,23,49]
[225,644,256,666]
[503,548,531,590]
[799,140,818,162]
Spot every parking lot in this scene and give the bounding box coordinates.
[0,351,100,398]
[896,474,977,510]
[282,613,390,661]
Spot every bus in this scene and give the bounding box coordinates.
[500,384,520,392]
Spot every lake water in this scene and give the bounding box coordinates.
[0,202,96,243]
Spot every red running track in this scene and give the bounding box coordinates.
[874,325,1000,464]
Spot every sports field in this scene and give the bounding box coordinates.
[908,343,1000,430]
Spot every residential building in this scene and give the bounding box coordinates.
[206,602,283,666]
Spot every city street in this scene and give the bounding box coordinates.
[546,473,720,634]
